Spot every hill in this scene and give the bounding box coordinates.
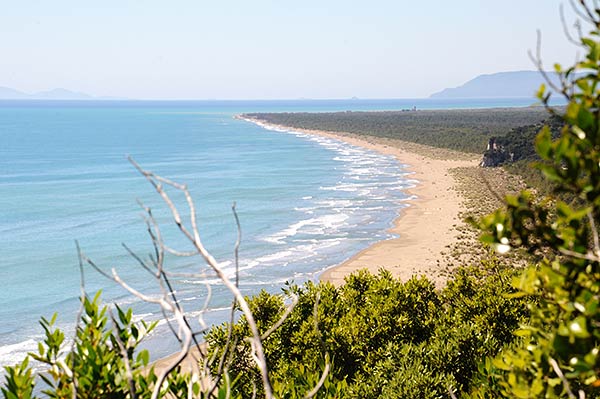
[430,71,560,99]
[0,86,94,100]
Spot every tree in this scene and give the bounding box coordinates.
[476,2,600,397]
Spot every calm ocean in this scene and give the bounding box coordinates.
[0,97,541,367]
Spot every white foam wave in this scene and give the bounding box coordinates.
[0,339,39,368]
[264,214,349,244]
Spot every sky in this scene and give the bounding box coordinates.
[1,0,584,99]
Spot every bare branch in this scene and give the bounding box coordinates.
[588,211,600,256]
[528,30,570,103]
[549,357,577,399]
[304,291,330,399]
[261,293,299,341]
[559,247,600,262]
[111,268,165,305]
[70,241,87,399]
[207,202,243,397]
[151,310,192,399]
[82,253,114,281]
[122,243,155,277]
[130,157,273,399]
[570,0,597,25]
[561,4,584,46]
[304,363,330,399]
[129,157,275,398]
[232,202,242,288]
[579,0,600,26]
[109,309,137,399]
[163,246,199,257]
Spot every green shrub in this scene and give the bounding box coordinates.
[204,265,527,399]
[475,4,600,396]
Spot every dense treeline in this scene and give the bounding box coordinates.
[245,107,549,154]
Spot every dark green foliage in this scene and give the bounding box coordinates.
[245,107,549,154]
[206,265,528,398]
[481,116,562,167]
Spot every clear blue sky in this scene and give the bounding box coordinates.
[2,1,580,99]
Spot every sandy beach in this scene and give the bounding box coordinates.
[240,116,480,287]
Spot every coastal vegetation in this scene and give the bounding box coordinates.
[244,107,549,154]
[3,1,600,398]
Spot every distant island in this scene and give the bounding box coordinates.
[430,70,560,99]
[0,86,125,100]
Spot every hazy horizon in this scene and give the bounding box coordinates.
[3,1,578,100]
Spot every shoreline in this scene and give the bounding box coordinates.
[153,115,482,372]
[239,115,480,287]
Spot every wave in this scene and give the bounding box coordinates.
[0,339,38,364]
[263,214,349,244]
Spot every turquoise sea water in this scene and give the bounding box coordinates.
[0,98,545,367]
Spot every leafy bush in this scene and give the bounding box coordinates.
[475,4,600,397]
[3,292,158,398]
[205,264,528,399]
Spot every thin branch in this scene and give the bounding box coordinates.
[134,202,205,355]
[549,357,577,399]
[561,4,584,46]
[261,293,299,340]
[70,241,87,399]
[163,246,199,257]
[528,30,571,103]
[304,363,330,399]
[82,254,113,281]
[304,291,330,399]
[232,202,242,289]
[570,0,597,24]
[151,310,192,399]
[587,211,600,256]
[111,268,164,305]
[207,202,243,397]
[136,200,164,275]
[107,268,192,399]
[160,307,182,344]
[109,309,137,399]
[580,0,600,26]
[559,247,600,262]
[122,243,155,277]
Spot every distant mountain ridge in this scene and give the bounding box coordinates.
[430,71,560,99]
[0,86,124,100]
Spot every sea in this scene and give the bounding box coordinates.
[0,97,544,369]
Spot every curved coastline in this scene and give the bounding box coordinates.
[153,115,480,373]
[238,115,479,288]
